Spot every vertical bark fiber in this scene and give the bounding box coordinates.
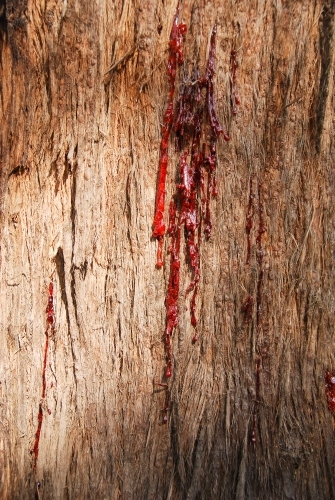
[0,1,335,499]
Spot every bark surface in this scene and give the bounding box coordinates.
[1,0,335,499]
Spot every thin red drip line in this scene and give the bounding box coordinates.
[152,9,187,267]
[31,283,55,472]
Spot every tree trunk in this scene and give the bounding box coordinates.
[1,0,335,499]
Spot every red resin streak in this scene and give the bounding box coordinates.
[204,139,217,239]
[152,8,187,267]
[164,199,181,379]
[155,20,229,420]
[179,155,200,324]
[325,370,335,414]
[246,177,254,265]
[230,49,240,115]
[31,283,55,472]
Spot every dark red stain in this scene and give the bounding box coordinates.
[152,8,187,267]
[230,49,240,115]
[31,283,55,472]
[325,370,335,414]
[164,198,181,379]
[154,13,230,422]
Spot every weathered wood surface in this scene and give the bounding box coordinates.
[0,0,335,498]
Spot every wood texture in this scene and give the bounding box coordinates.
[0,0,335,498]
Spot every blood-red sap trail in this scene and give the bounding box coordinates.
[325,370,335,415]
[152,8,187,267]
[31,283,55,472]
[30,337,48,471]
[246,177,254,265]
[230,49,240,115]
[204,138,217,239]
[154,19,229,417]
[179,147,200,330]
[164,199,181,378]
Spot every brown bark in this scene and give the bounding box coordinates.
[1,0,335,499]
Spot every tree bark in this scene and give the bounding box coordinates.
[1,0,335,499]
